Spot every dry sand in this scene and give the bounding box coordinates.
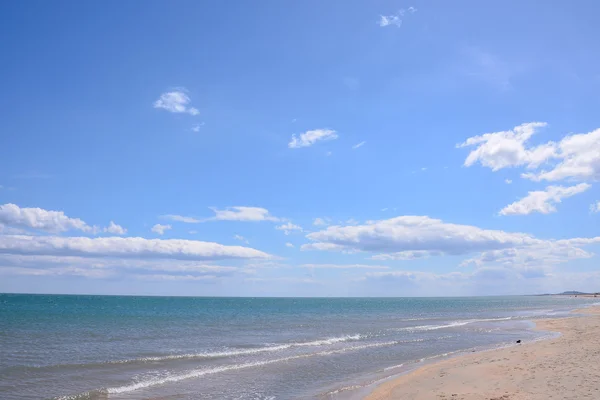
[365,306,600,400]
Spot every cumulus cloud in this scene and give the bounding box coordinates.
[153,90,199,115]
[591,201,600,213]
[104,221,127,235]
[459,123,600,183]
[352,141,366,149]
[0,203,94,233]
[304,215,600,273]
[275,222,303,235]
[288,129,338,149]
[499,184,591,216]
[505,179,512,184]
[457,122,554,171]
[522,128,600,182]
[0,235,271,261]
[285,242,294,248]
[208,206,279,222]
[151,224,172,235]
[304,216,539,256]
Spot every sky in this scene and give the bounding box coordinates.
[0,0,599,297]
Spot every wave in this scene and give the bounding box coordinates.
[106,340,402,394]
[108,333,363,364]
[24,334,364,373]
[393,317,513,332]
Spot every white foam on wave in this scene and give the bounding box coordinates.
[383,363,404,371]
[109,334,363,364]
[394,317,513,332]
[106,340,401,394]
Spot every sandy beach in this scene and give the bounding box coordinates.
[365,306,600,400]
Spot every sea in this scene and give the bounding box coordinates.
[1,294,598,400]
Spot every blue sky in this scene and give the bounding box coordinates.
[1,0,599,296]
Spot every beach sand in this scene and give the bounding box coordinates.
[365,306,600,400]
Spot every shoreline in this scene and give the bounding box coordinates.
[363,305,600,400]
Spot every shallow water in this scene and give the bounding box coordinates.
[0,294,597,400]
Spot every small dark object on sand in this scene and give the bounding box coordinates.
[516,340,522,344]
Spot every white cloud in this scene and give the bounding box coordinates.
[457,122,554,171]
[234,234,249,244]
[162,214,201,223]
[0,254,244,276]
[0,235,271,261]
[153,90,199,116]
[499,184,591,216]
[460,239,598,269]
[326,151,333,156]
[378,14,402,27]
[371,250,443,261]
[590,201,600,213]
[151,224,171,235]
[505,179,512,184]
[288,129,338,149]
[378,7,416,27]
[304,215,542,256]
[164,208,280,224]
[0,203,94,233]
[522,128,600,182]
[0,266,113,279]
[191,122,205,132]
[359,270,463,283]
[285,242,294,248]
[301,242,347,251]
[209,206,279,222]
[300,264,389,270]
[459,123,600,183]
[275,222,303,235]
[303,216,600,291]
[104,221,127,235]
[352,141,366,149]
[313,217,328,226]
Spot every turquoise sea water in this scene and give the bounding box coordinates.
[0,294,597,400]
